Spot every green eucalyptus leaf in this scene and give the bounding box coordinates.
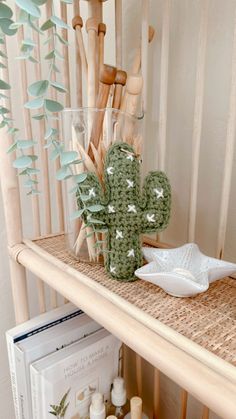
[50,148,60,161]
[44,50,55,60]
[61,0,73,3]
[20,167,39,175]
[45,99,63,113]
[0,121,7,128]
[31,0,47,5]
[22,38,36,47]
[25,97,44,109]
[32,113,45,120]
[60,151,78,165]
[73,173,87,183]
[55,33,69,46]
[54,49,64,61]
[44,127,53,139]
[0,62,7,69]
[8,127,19,135]
[28,154,38,161]
[13,155,32,169]
[28,55,39,63]
[0,18,17,36]
[87,204,105,213]
[69,185,79,194]
[7,142,17,154]
[24,178,38,187]
[70,209,84,220]
[0,3,13,19]
[50,15,70,29]
[15,0,41,18]
[17,140,36,149]
[56,165,68,180]
[41,19,55,31]
[80,194,91,202]
[9,21,24,29]
[0,79,10,90]
[28,16,44,34]
[52,63,60,73]
[87,218,105,225]
[0,50,7,58]
[28,80,49,96]
[0,106,10,114]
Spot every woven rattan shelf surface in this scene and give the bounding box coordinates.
[31,234,236,367]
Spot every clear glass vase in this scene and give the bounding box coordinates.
[61,107,143,264]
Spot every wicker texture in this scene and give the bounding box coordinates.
[34,234,236,366]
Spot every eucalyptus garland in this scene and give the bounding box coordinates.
[0,0,73,195]
[0,0,106,253]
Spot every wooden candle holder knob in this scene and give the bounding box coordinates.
[100,64,117,85]
[126,74,143,96]
[86,16,99,33]
[114,70,127,86]
[98,22,106,35]
[72,15,83,30]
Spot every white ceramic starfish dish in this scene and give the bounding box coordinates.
[135,243,236,297]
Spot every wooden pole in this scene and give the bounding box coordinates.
[153,369,160,419]
[136,354,142,397]
[98,23,106,72]
[89,64,117,152]
[130,397,142,419]
[0,39,29,323]
[60,1,71,108]
[180,389,188,419]
[202,406,210,419]
[158,0,170,171]
[115,0,122,69]
[131,26,155,74]
[86,17,99,108]
[188,0,209,241]
[112,70,127,109]
[73,1,83,107]
[141,0,149,113]
[216,6,236,259]
[72,15,88,84]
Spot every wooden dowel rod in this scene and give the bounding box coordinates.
[17,23,41,238]
[60,2,71,108]
[98,23,106,72]
[0,40,29,322]
[135,354,142,397]
[180,389,188,419]
[33,28,52,237]
[202,406,210,419]
[216,7,236,259]
[158,0,171,171]
[115,0,122,69]
[17,20,46,313]
[130,396,142,419]
[131,26,155,74]
[72,15,88,85]
[153,368,160,419]
[46,1,64,236]
[88,0,103,21]
[141,0,149,113]
[73,1,83,107]
[89,64,117,152]
[86,17,99,108]
[112,70,127,110]
[188,0,209,242]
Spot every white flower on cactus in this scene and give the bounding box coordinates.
[126,179,134,188]
[107,166,114,175]
[147,213,155,223]
[127,249,135,258]
[126,154,134,161]
[154,188,164,199]
[88,188,96,197]
[116,230,123,239]
[128,204,137,213]
[110,266,116,274]
[108,205,115,213]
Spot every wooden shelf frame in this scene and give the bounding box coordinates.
[7,237,236,419]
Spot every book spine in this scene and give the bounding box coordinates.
[30,366,42,419]
[6,334,20,419]
[14,345,30,419]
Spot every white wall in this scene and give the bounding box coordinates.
[0,1,235,418]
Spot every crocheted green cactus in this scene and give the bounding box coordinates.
[77,142,171,281]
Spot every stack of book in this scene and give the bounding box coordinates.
[6,303,121,419]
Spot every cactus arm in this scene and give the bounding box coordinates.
[141,171,171,233]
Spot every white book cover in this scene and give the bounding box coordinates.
[30,328,121,419]
[6,303,100,419]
